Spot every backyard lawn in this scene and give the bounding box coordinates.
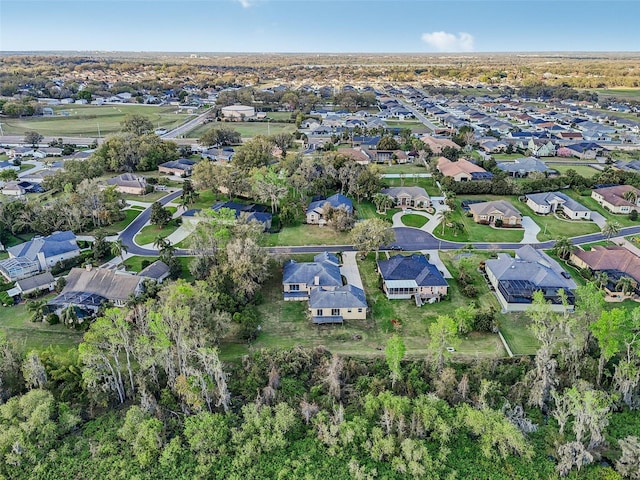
[551,164,599,177]
[382,176,442,196]
[0,296,83,352]
[379,163,429,174]
[383,120,428,132]
[123,256,159,272]
[0,104,194,137]
[262,224,350,247]
[134,220,180,246]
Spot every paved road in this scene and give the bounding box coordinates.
[161,108,213,139]
[17,161,45,178]
[119,189,183,255]
[386,93,438,133]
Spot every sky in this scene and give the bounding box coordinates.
[1,0,639,53]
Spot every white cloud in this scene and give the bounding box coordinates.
[421,31,475,52]
[236,0,254,8]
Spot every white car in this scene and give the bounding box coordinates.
[446,347,455,353]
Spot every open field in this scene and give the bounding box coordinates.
[379,163,429,174]
[1,104,194,137]
[382,176,441,196]
[134,220,180,246]
[594,88,640,100]
[0,295,83,352]
[383,120,428,132]
[551,164,600,177]
[262,224,350,247]
[186,120,296,138]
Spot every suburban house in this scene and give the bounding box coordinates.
[200,147,234,162]
[484,245,577,312]
[564,142,605,160]
[377,254,448,304]
[381,186,431,209]
[10,272,56,297]
[337,147,372,165]
[525,191,592,220]
[0,160,20,172]
[306,193,353,225]
[591,185,640,214]
[138,260,171,284]
[182,201,272,230]
[308,284,368,324]
[468,200,522,226]
[282,253,342,301]
[420,135,461,155]
[0,231,80,282]
[437,157,493,182]
[158,158,196,177]
[47,266,145,316]
[105,173,147,195]
[497,157,550,177]
[570,245,640,296]
[527,139,557,157]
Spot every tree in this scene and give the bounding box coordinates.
[252,168,288,213]
[21,351,47,390]
[180,180,199,208]
[428,315,459,372]
[232,136,274,171]
[385,335,405,389]
[24,130,43,147]
[616,276,635,296]
[270,132,293,158]
[554,237,574,260]
[150,201,172,228]
[377,135,400,151]
[372,193,393,214]
[349,218,395,259]
[26,300,47,323]
[623,189,638,204]
[616,436,640,479]
[121,114,153,135]
[110,239,128,264]
[602,220,621,240]
[437,209,453,236]
[199,127,241,147]
[0,170,17,182]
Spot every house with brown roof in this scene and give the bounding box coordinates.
[570,245,640,295]
[591,185,640,214]
[105,173,147,195]
[381,186,431,209]
[437,157,492,182]
[468,200,522,226]
[420,135,460,155]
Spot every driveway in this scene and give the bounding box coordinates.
[520,216,540,243]
[590,211,606,229]
[420,250,452,278]
[340,251,364,290]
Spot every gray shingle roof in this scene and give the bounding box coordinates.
[526,191,590,212]
[308,284,367,309]
[282,258,342,287]
[138,260,170,280]
[306,193,353,215]
[497,157,550,174]
[8,231,78,261]
[377,254,448,287]
[468,200,521,219]
[61,267,142,302]
[15,272,54,292]
[381,186,430,200]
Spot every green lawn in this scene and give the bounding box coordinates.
[191,189,219,210]
[262,224,350,246]
[593,88,640,100]
[551,164,599,177]
[0,296,83,352]
[379,163,429,174]
[123,256,159,272]
[3,233,36,248]
[134,220,180,246]
[1,104,194,137]
[383,120,427,132]
[122,191,172,203]
[401,214,428,228]
[564,190,640,228]
[244,254,504,359]
[382,176,441,196]
[187,121,295,139]
[83,209,141,235]
[499,314,540,356]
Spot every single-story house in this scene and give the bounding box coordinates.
[420,135,461,155]
[0,161,20,172]
[14,271,56,296]
[437,157,492,182]
[485,245,576,312]
[105,173,147,195]
[337,147,372,165]
[377,254,448,303]
[591,185,640,214]
[47,266,144,316]
[138,260,171,284]
[0,231,80,282]
[563,142,605,160]
[308,284,368,324]
[200,147,234,162]
[570,245,640,296]
[282,252,342,301]
[306,193,353,225]
[158,158,196,177]
[497,157,550,178]
[525,191,591,220]
[468,200,522,226]
[381,186,431,209]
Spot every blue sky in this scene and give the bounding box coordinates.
[1,0,638,53]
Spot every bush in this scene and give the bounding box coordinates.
[494,218,503,227]
[46,313,60,325]
[141,260,152,269]
[462,285,478,297]
[629,210,638,221]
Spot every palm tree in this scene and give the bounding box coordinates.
[602,220,621,241]
[26,299,47,323]
[153,235,175,258]
[595,271,609,291]
[623,189,638,204]
[437,209,453,236]
[59,305,77,326]
[616,276,635,296]
[554,237,574,260]
[110,239,128,264]
[451,221,465,237]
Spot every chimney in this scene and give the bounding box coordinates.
[85,263,93,271]
[314,275,320,286]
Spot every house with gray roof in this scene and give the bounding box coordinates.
[158,158,196,177]
[282,253,343,300]
[14,272,55,296]
[381,186,431,209]
[525,191,592,220]
[306,193,354,225]
[468,200,522,227]
[308,284,368,324]
[497,157,551,178]
[485,245,576,312]
[0,231,79,282]
[105,173,147,195]
[377,254,448,303]
[138,260,170,283]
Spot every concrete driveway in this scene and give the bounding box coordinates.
[590,211,606,229]
[520,216,541,243]
[340,251,364,289]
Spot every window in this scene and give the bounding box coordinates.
[347,309,352,313]
[357,308,363,313]
[290,284,300,291]
[331,308,340,316]
[316,309,323,316]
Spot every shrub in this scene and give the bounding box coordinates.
[462,285,478,297]
[141,260,152,269]
[46,313,60,325]
[494,218,503,227]
[629,210,638,221]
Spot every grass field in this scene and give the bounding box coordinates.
[401,214,428,228]
[551,164,599,177]
[382,176,441,196]
[83,209,141,235]
[594,88,640,100]
[564,190,640,228]
[1,104,194,137]
[0,295,83,352]
[499,314,540,356]
[134,220,180,246]
[262,224,350,246]
[186,120,296,139]
[379,163,429,174]
[123,256,159,272]
[383,120,428,132]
